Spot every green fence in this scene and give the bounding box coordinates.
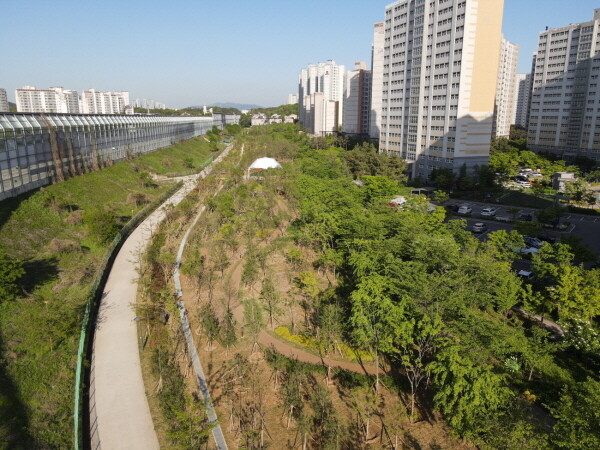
[73,182,183,449]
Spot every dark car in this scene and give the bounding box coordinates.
[518,213,533,222]
[539,235,557,244]
[471,222,488,233]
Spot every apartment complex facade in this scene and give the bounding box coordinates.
[298,60,345,134]
[0,89,8,112]
[287,93,298,105]
[527,8,600,162]
[16,86,80,113]
[343,62,372,135]
[377,0,504,179]
[515,73,533,128]
[493,38,519,137]
[370,22,386,139]
[81,89,130,115]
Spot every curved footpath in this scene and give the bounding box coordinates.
[89,144,234,450]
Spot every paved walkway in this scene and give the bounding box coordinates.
[89,145,233,450]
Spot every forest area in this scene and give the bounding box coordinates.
[136,123,599,449]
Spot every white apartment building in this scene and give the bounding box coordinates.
[0,89,8,112]
[515,73,532,128]
[493,37,519,137]
[378,0,505,179]
[528,9,600,162]
[370,22,386,139]
[343,62,372,135]
[16,86,80,113]
[298,60,345,134]
[287,93,298,105]
[81,89,130,115]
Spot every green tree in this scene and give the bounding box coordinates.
[398,314,443,421]
[429,344,511,437]
[362,175,400,203]
[350,274,411,391]
[0,247,24,302]
[551,378,600,449]
[200,303,220,349]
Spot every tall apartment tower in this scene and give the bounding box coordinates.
[493,37,519,137]
[515,73,532,128]
[343,62,372,135]
[528,9,600,162]
[287,93,298,105]
[298,60,345,134]
[16,86,80,113]
[80,89,130,114]
[0,89,9,112]
[370,22,386,139]
[379,0,504,179]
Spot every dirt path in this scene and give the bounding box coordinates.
[258,330,381,376]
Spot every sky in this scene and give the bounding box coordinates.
[1,0,599,109]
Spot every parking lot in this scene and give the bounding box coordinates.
[445,200,600,257]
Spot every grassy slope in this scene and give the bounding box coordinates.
[0,137,217,447]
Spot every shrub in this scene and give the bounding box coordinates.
[0,247,24,303]
[64,210,84,225]
[83,209,119,244]
[127,192,149,207]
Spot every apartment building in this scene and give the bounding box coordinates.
[493,38,519,137]
[528,9,600,162]
[0,89,8,112]
[287,93,298,105]
[343,62,372,135]
[370,22,386,139]
[81,89,130,115]
[298,60,345,134]
[515,73,532,128]
[378,0,504,179]
[16,86,80,113]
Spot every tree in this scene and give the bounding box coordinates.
[0,247,24,302]
[398,314,443,421]
[429,344,511,437]
[522,326,559,381]
[362,175,400,203]
[350,274,411,391]
[243,299,264,352]
[219,308,237,353]
[551,378,600,449]
[200,303,220,349]
[259,277,281,328]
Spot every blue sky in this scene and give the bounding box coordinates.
[0,0,598,108]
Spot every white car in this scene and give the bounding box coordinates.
[480,207,497,217]
[516,246,539,255]
[516,180,531,188]
[457,205,472,215]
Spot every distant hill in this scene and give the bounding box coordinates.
[250,104,298,117]
[8,101,16,112]
[212,102,263,110]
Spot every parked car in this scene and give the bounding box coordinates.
[518,270,535,280]
[457,205,472,215]
[471,222,487,233]
[495,215,512,223]
[515,246,539,255]
[524,236,544,248]
[539,235,557,244]
[516,180,531,188]
[447,204,460,212]
[518,213,533,222]
[480,207,497,217]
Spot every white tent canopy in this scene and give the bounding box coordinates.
[248,157,281,171]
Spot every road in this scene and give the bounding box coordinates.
[89,144,233,450]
